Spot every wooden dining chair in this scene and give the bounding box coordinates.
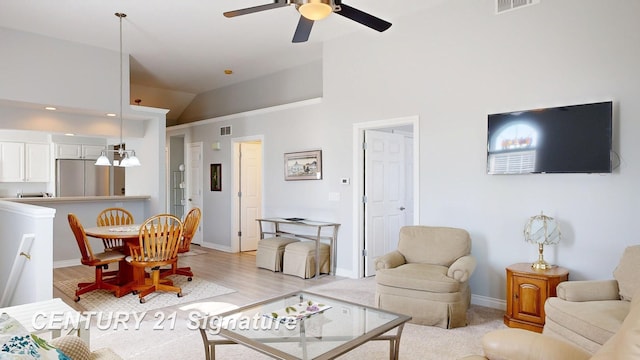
[161,207,202,281]
[96,207,134,252]
[68,213,126,301]
[127,214,184,303]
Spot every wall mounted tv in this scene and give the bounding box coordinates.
[487,101,613,174]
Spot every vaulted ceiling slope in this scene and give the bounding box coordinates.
[0,0,446,122]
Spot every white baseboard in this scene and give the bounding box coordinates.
[54,259,81,268]
[471,294,506,311]
[199,242,233,253]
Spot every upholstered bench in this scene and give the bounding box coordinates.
[256,237,300,272]
[282,241,330,279]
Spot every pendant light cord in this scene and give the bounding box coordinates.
[116,13,126,155]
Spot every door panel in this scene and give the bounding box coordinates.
[188,143,203,245]
[364,130,406,276]
[240,142,262,251]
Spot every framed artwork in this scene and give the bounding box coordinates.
[284,150,322,181]
[210,163,221,191]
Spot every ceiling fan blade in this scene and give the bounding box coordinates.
[335,3,392,32]
[292,16,314,43]
[224,0,288,18]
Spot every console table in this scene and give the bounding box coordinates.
[256,218,340,277]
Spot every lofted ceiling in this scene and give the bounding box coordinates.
[0,0,445,120]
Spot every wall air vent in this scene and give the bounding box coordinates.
[220,126,232,136]
[496,0,540,14]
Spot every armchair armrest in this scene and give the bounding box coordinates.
[374,251,406,270]
[556,280,620,302]
[447,255,476,282]
[482,329,591,360]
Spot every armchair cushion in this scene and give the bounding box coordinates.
[377,263,461,293]
[556,280,620,302]
[481,328,591,360]
[612,245,640,301]
[398,226,470,266]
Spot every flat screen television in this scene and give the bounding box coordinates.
[487,101,613,174]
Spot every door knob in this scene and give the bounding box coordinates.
[399,207,406,211]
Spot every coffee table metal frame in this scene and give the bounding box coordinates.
[198,291,411,360]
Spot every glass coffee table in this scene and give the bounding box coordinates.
[198,291,411,360]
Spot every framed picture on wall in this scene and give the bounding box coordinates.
[211,163,221,191]
[284,150,322,181]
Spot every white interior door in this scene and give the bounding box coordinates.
[364,130,406,276]
[188,142,203,245]
[239,142,262,251]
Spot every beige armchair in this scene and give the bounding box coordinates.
[461,290,640,360]
[543,245,640,353]
[374,226,476,328]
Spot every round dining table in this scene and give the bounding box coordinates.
[83,225,144,297]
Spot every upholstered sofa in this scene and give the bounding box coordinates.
[543,245,640,354]
[374,226,476,328]
[461,289,640,360]
[0,312,122,360]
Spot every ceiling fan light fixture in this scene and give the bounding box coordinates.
[298,0,333,21]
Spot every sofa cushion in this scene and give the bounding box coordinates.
[591,291,640,359]
[0,313,71,359]
[613,245,640,301]
[398,226,471,266]
[376,263,461,293]
[544,297,629,346]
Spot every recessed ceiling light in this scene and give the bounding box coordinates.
[45,106,57,111]
[106,113,117,117]
[224,69,233,75]
[64,133,75,136]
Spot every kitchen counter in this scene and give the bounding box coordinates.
[4,195,150,204]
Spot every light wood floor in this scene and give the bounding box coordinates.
[53,245,345,311]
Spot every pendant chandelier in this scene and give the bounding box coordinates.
[95,12,140,167]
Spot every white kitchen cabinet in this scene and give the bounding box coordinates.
[0,142,50,182]
[25,143,50,182]
[0,142,25,182]
[55,144,104,160]
[81,145,105,160]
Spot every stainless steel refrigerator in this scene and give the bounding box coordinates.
[56,159,110,196]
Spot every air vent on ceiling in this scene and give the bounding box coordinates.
[220,126,232,136]
[496,0,540,14]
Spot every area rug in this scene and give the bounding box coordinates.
[54,276,236,314]
[90,277,505,359]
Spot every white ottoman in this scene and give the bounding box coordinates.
[256,237,300,272]
[282,241,330,279]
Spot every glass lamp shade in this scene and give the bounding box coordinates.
[524,212,561,270]
[95,152,111,166]
[524,212,561,245]
[299,0,333,20]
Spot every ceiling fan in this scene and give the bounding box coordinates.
[224,0,392,43]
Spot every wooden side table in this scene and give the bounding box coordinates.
[504,263,569,333]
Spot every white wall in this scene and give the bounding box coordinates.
[171,0,640,304]
[0,201,55,306]
[0,28,168,216]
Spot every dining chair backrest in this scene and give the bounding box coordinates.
[179,207,202,253]
[68,213,95,263]
[97,207,134,226]
[130,214,184,263]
